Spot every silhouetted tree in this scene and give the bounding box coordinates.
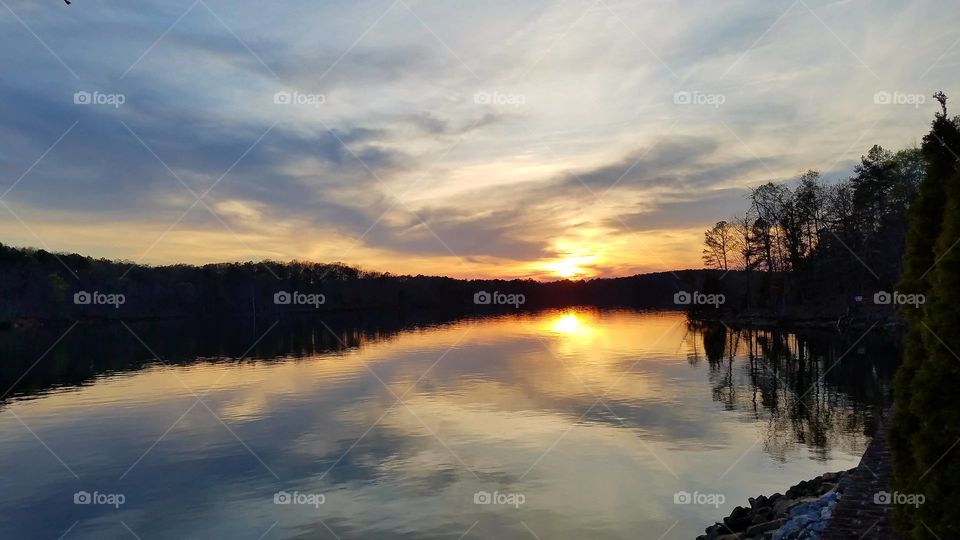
[702,137,924,318]
[891,93,960,539]
[702,220,738,270]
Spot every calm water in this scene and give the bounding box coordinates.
[0,309,899,539]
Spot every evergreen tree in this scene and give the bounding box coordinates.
[891,92,960,539]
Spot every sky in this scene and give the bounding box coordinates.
[0,0,957,280]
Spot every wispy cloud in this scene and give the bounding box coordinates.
[0,0,955,277]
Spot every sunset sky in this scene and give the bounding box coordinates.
[1,0,956,280]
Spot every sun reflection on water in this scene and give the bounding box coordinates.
[543,310,596,343]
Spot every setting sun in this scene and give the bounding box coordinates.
[544,256,595,279]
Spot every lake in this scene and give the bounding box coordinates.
[0,309,899,539]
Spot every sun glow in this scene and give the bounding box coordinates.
[544,255,595,279]
[550,313,583,334]
[545,311,595,340]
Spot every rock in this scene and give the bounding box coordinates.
[731,505,750,519]
[786,480,808,498]
[772,519,801,540]
[754,506,776,521]
[746,518,786,536]
[771,513,818,540]
[700,469,853,540]
[706,522,731,534]
[787,497,821,518]
[773,496,798,515]
[752,508,775,524]
[723,506,753,531]
[705,522,733,539]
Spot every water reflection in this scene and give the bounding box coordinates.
[544,312,593,337]
[0,310,467,403]
[685,321,897,462]
[0,310,896,539]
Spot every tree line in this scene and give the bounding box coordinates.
[704,152,922,278]
[0,243,723,324]
[701,120,927,319]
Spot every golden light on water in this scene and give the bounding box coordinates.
[544,311,596,342]
[550,313,583,334]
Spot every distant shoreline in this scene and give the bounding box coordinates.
[0,242,902,327]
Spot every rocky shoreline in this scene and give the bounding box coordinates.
[698,469,854,540]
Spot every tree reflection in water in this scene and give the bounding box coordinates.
[686,320,899,462]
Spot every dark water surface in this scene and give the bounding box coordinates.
[0,309,899,539]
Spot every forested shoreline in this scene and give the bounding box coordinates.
[0,240,908,327]
[699,135,927,325]
[0,243,712,325]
